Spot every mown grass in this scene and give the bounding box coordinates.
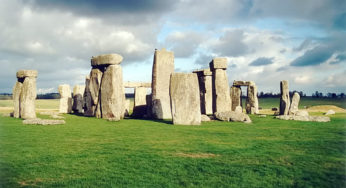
[256,97,346,109]
[0,110,345,187]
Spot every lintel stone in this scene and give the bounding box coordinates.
[91,54,123,66]
[124,82,151,88]
[209,58,227,70]
[16,70,38,78]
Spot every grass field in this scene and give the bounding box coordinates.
[0,98,345,187]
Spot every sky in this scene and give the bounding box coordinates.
[0,0,345,95]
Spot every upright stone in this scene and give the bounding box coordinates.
[210,58,232,113]
[100,65,124,120]
[151,48,174,119]
[83,76,94,116]
[89,68,103,118]
[20,77,37,119]
[280,80,290,115]
[170,73,201,125]
[59,84,72,114]
[230,86,242,111]
[124,99,131,117]
[72,85,85,113]
[12,81,23,118]
[132,87,147,118]
[289,92,300,115]
[246,82,259,114]
[194,69,213,115]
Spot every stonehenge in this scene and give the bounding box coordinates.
[289,92,300,115]
[59,84,72,114]
[210,58,232,113]
[151,48,174,119]
[83,54,125,121]
[230,80,259,114]
[13,70,37,119]
[124,82,151,118]
[170,73,201,125]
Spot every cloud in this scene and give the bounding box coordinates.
[249,57,274,66]
[290,45,333,66]
[294,75,312,84]
[210,29,249,57]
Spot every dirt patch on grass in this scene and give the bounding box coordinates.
[307,105,346,112]
[175,152,219,158]
[18,178,44,186]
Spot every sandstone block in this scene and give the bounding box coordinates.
[246,82,259,114]
[23,118,65,125]
[289,92,300,115]
[195,69,213,115]
[83,76,94,116]
[235,106,243,113]
[325,109,335,115]
[201,114,211,122]
[124,99,130,117]
[72,85,85,113]
[233,81,251,86]
[151,48,174,119]
[124,82,151,88]
[91,54,123,66]
[210,57,228,70]
[132,87,148,118]
[58,84,71,98]
[20,77,37,119]
[100,65,124,120]
[12,81,23,118]
[89,68,103,118]
[170,73,201,125]
[59,97,72,114]
[230,86,242,111]
[279,80,290,115]
[212,69,232,113]
[214,111,251,123]
[16,70,38,78]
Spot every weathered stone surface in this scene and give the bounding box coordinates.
[91,54,123,66]
[100,65,124,120]
[145,95,152,118]
[246,82,259,114]
[280,80,290,115]
[89,68,103,118]
[214,111,251,123]
[16,70,38,78]
[212,69,232,113]
[72,85,85,113]
[132,87,148,118]
[58,84,72,114]
[23,118,65,125]
[210,58,228,70]
[124,82,151,88]
[12,81,23,118]
[276,115,330,122]
[235,106,243,113]
[201,114,211,122]
[83,76,94,116]
[296,110,309,117]
[20,77,36,119]
[170,73,201,125]
[289,92,300,115]
[230,86,242,111]
[325,109,335,115]
[124,99,130,117]
[233,81,251,86]
[151,48,174,119]
[194,69,213,115]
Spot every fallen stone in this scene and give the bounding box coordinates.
[275,115,330,122]
[258,114,267,118]
[91,54,123,66]
[296,110,309,117]
[16,70,38,78]
[23,118,65,125]
[235,106,243,113]
[325,109,335,115]
[214,111,251,123]
[170,73,201,125]
[201,114,211,122]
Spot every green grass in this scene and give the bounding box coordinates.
[0,99,59,109]
[256,97,346,109]
[0,112,345,187]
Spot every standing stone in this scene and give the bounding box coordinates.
[151,48,174,119]
[194,69,213,115]
[170,73,201,125]
[145,95,152,118]
[246,82,259,114]
[59,84,72,114]
[20,77,37,119]
[100,65,124,120]
[89,68,103,118]
[289,92,300,115]
[230,86,242,111]
[124,99,130,117]
[12,81,23,118]
[210,58,232,113]
[280,80,290,115]
[132,87,147,118]
[72,85,85,114]
[83,76,94,116]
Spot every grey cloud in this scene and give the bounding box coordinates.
[211,29,249,57]
[290,45,333,66]
[194,53,213,68]
[249,57,274,66]
[293,39,313,51]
